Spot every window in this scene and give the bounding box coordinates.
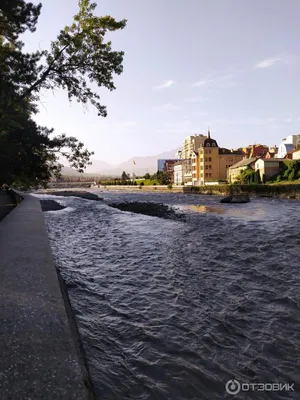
[209,165,212,170]
[205,157,207,162]
[206,143,210,147]
[205,173,208,178]
[205,165,208,170]
[212,143,216,147]
[208,157,211,162]
[209,150,211,154]
[209,173,212,177]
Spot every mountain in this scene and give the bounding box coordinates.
[84,148,180,176]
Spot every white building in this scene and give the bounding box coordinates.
[293,150,300,160]
[173,160,192,185]
[276,142,295,159]
[282,134,300,147]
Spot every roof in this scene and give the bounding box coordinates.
[219,148,244,155]
[256,158,287,162]
[229,158,257,169]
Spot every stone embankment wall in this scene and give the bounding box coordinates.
[97,184,300,199]
[0,191,16,221]
[0,191,93,399]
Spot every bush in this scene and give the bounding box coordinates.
[153,182,156,186]
[140,181,144,186]
[167,183,172,189]
[133,181,137,186]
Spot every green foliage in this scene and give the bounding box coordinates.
[144,172,150,179]
[121,171,129,181]
[157,171,170,185]
[282,161,300,181]
[238,167,261,184]
[0,0,126,186]
[167,183,172,189]
[140,181,144,186]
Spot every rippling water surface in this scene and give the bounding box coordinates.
[38,191,300,399]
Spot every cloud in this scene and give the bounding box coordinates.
[183,96,207,103]
[161,103,180,111]
[192,74,234,88]
[153,80,175,90]
[193,79,212,87]
[254,57,281,69]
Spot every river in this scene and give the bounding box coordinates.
[37,191,300,400]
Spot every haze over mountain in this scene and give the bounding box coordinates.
[82,148,180,176]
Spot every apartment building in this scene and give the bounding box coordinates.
[181,134,207,159]
[193,131,244,185]
[174,159,192,185]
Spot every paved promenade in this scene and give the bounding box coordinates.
[0,193,93,399]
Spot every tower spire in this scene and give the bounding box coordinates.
[208,126,210,139]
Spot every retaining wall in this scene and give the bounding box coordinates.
[0,192,93,399]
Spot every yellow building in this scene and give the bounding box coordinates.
[182,134,207,159]
[194,131,244,185]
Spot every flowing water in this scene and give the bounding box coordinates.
[37,191,300,400]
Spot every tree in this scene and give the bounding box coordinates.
[144,172,150,179]
[238,167,261,184]
[0,0,126,186]
[121,171,129,181]
[157,171,170,185]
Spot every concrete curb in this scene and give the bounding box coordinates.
[0,193,94,399]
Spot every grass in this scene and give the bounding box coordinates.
[134,179,159,185]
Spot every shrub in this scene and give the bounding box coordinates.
[153,182,156,186]
[167,183,173,189]
[133,181,137,186]
[140,181,144,186]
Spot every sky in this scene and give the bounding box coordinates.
[23,0,300,165]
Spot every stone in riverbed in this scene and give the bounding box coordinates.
[220,195,250,204]
[40,199,66,211]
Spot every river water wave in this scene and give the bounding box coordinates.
[37,191,300,400]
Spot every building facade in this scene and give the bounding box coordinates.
[173,159,192,185]
[242,144,269,158]
[181,134,207,159]
[228,158,257,183]
[194,132,244,185]
[293,150,300,160]
[282,134,300,147]
[255,159,286,182]
[157,159,181,172]
[276,143,295,159]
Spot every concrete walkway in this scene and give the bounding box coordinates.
[0,193,93,399]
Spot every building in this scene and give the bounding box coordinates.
[192,131,244,185]
[293,150,300,160]
[157,159,180,172]
[242,144,269,158]
[173,159,192,185]
[175,150,183,159]
[282,134,300,147]
[181,134,207,159]
[157,159,181,182]
[265,145,278,158]
[228,158,257,183]
[255,158,286,182]
[276,142,295,159]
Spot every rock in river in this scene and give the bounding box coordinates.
[220,195,250,204]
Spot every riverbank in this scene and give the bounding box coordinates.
[0,192,94,399]
[92,184,300,199]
